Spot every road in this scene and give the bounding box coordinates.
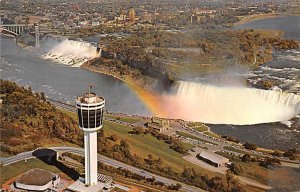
[0,146,204,192]
[48,98,300,166]
[47,99,299,190]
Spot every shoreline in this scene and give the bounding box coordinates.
[81,64,144,91]
[8,32,298,154]
[234,13,300,26]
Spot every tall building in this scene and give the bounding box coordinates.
[129,8,136,22]
[76,91,105,186]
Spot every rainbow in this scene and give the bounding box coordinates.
[126,83,166,117]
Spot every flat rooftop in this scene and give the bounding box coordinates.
[67,177,105,192]
[76,92,104,104]
[199,151,229,163]
[15,168,57,186]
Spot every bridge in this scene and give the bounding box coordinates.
[0,24,41,47]
[0,24,30,36]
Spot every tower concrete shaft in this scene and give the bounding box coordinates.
[76,92,105,186]
[35,25,40,48]
[84,131,98,185]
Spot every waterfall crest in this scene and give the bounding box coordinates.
[160,81,300,125]
[43,39,100,67]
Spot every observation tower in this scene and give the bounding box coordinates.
[75,89,105,186]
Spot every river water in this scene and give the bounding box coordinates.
[234,15,300,40]
[0,35,150,115]
[234,15,300,95]
[1,16,299,150]
[208,16,300,150]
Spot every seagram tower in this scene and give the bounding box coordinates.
[76,92,105,186]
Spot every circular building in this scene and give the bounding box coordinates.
[14,168,60,191]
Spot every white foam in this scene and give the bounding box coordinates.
[43,39,100,67]
[159,81,300,125]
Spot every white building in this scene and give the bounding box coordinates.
[14,168,60,191]
[197,151,230,167]
[92,21,100,26]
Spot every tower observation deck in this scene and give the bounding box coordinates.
[76,92,105,186]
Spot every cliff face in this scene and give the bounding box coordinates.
[86,29,299,92]
[101,49,167,78]
[0,80,83,154]
[84,54,175,91]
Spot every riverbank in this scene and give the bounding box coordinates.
[80,62,164,116]
[81,62,145,91]
[235,13,300,26]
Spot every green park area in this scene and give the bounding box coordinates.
[176,131,217,145]
[103,121,196,172]
[105,114,141,124]
[61,109,214,175]
[187,122,208,132]
[203,131,221,138]
[216,151,300,191]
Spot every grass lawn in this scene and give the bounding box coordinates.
[0,151,11,157]
[223,146,262,158]
[0,158,64,186]
[165,61,222,77]
[41,138,80,148]
[216,151,268,183]
[181,142,195,151]
[216,151,300,191]
[176,131,217,145]
[223,146,248,154]
[193,126,208,132]
[188,123,208,132]
[60,109,215,175]
[105,114,141,124]
[103,121,207,173]
[203,131,221,138]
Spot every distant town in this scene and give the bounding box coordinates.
[1,0,299,36]
[0,0,300,192]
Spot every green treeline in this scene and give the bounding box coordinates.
[88,29,299,86]
[0,80,246,191]
[0,80,83,154]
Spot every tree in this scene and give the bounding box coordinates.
[157,157,163,165]
[225,171,238,191]
[243,142,257,150]
[40,92,46,102]
[283,148,298,160]
[259,157,281,168]
[167,183,182,191]
[110,134,117,141]
[229,163,244,175]
[241,154,251,162]
[271,150,282,157]
[129,127,144,135]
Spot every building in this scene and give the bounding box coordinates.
[79,20,88,26]
[141,12,152,22]
[67,174,113,192]
[76,91,105,186]
[146,117,170,132]
[14,168,60,191]
[196,151,230,167]
[119,14,127,21]
[91,21,100,26]
[129,8,136,22]
[195,9,217,15]
[190,14,198,24]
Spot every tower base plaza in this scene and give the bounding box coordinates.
[66,174,113,192]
